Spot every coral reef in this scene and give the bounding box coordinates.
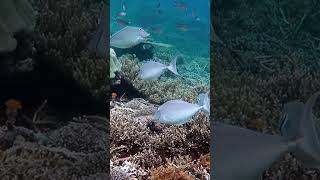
[150,165,194,180]
[119,54,208,104]
[0,115,108,179]
[0,0,109,179]
[110,98,209,179]
[213,0,320,178]
[33,0,108,99]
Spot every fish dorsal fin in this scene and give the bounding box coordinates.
[110,26,130,38]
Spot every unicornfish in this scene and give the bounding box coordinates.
[110,26,150,49]
[153,92,210,125]
[212,91,320,180]
[139,56,180,80]
[110,26,173,49]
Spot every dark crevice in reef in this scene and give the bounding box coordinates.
[112,43,154,60]
[0,52,105,123]
[111,78,145,101]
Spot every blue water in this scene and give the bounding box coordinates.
[110,0,210,58]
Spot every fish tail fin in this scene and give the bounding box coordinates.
[197,92,210,113]
[167,56,179,75]
[280,92,320,168]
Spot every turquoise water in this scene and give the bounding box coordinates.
[110,0,210,58]
[110,0,210,86]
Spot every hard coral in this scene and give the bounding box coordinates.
[33,0,108,99]
[0,115,109,179]
[150,165,194,180]
[120,54,208,104]
[110,98,210,178]
[213,0,320,178]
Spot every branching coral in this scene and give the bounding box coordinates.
[119,54,208,104]
[212,0,320,177]
[110,98,210,179]
[0,115,108,179]
[33,0,108,99]
[71,50,108,99]
[150,165,194,180]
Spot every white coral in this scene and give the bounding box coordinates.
[110,48,122,78]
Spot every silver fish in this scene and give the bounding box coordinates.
[213,92,320,180]
[117,11,126,17]
[139,56,179,80]
[88,3,108,57]
[115,18,130,27]
[122,2,127,11]
[153,92,210,125]
[110,26,150,49]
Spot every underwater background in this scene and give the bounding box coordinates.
[110,0,211,179]
[110,0,210,58]
[110,0,210,87]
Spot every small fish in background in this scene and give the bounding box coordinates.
[173,1,188,11]
[153,92,210,125]
[116,11,126,17]
[192,8,200,21]
[115,18,130,27]
[155,2,162,15]
[149,26,162,35]
[116,1,127,17]
[122,2,127,11]
[139,56,180,80]
[176,23,188,32]
[213,92,320,180]
[156,9,163,15]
